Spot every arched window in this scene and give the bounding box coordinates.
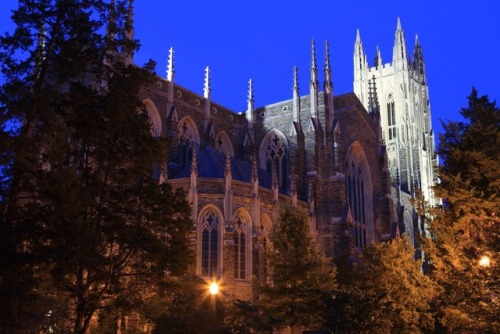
[177,117,199,171]
[387,93,396,141]
[201,209,219,278]
[233,212,247,280]
[345,143,374,248]
[260,130,289,189]
[215,131,234,157]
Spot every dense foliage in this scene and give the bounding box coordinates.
[0,1,193,333]
[229,204,336,333]
[423,88,499,333]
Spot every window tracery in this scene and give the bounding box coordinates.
[201,209,218,278]
[261,131,288,189]
[233,213,247,280]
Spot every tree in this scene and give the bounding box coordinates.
[257,204,336,333]
[0,1,193,333]
[423,88,499,333]
[355,237,436,333]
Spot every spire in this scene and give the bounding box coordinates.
[246,79,254,125]
[354,29,367,76]
[324,40,335,131]
[244,79,255,148]
[310,39,319,121]
[310,39,318,87]
[203,66,211,133]
[374,45,382,68]
[413,34,426,78]
[353,28,369,107]
[292,66,300,125]
[166,47,174,82]
[203,66,211,99]
[324,40,332,92]
[393,17,407,70]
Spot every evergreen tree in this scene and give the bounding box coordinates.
[258,204,336,333]
[423,88,500,333]
[356,237,435,333]
[327,237,435,334]
[0,1,193,333]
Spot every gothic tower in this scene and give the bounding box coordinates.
[353,18,438,246]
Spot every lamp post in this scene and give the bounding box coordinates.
[209,281,219,333]
[479,255,491,268]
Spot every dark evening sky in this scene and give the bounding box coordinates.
[1,0,499,137]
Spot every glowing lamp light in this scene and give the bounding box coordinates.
[479,255,491,268]
[209,282,219,295]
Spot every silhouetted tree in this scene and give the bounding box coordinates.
[0,1,193,333]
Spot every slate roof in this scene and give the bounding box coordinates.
[172,146,273,189]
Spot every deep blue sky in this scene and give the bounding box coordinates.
[1,0,499,138]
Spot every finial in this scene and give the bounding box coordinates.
[356,29,361,43]
[396,17,402,31]
[415,34,420,46]
[310,39,318,77]
[204,66,211,99]
[247,78,254,103]
[325,40,331,70]
[166,47,174,82]
[293,66,299,92]
[324,40,332,85]
[375,45,382,67]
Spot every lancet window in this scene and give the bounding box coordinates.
[233,214,247,280]
[387,93,397,141]
[201,209,219,278]
[345,144,373,249]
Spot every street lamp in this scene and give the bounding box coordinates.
[479,255,491,268]
[209,281,219,295]
[209,280,219,333]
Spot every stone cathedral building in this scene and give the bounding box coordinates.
[137,18,437,301]
[354,18,439,247]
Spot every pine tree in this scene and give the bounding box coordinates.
[258,204,336,333]
[0,1,193,333]
[423,88,499,333]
